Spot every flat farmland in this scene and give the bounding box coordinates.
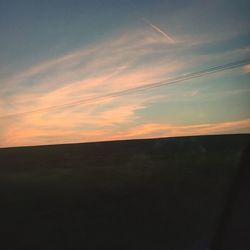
[0,134,249,250]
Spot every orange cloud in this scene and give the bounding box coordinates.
[243,64,250,73]
[109,119,250,141]
[1,118,250,148]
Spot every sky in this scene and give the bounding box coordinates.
[0,0,250,147]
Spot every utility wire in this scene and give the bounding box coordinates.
[1,58,249,119]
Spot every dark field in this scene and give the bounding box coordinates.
[0,134,249,250]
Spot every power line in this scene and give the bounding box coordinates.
[1,58,249,119]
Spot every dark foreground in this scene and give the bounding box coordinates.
[0,134,249,250]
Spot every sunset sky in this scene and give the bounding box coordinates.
[0,0,250,147]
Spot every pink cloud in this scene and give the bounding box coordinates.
[1,21,249,148]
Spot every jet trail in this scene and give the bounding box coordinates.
[143,18,175,43]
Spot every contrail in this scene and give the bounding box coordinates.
[143,18,175,43]
[1,59,249,119]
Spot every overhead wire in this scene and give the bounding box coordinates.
[1,58,249,119]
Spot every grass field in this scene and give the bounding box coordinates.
[0,134,249,250]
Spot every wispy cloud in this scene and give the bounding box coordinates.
[1,18,249,147]
[1,25,184,118]
[1,27,180,99]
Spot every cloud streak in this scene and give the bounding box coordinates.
[1,118,249,148]
[109,119,250,140]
